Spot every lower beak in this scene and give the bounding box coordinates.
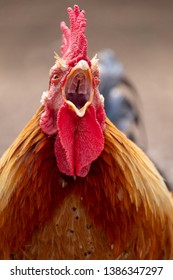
[62,60,94,117]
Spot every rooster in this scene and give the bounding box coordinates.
[0,5,173,260]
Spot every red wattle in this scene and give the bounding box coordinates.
[55,104,105,177]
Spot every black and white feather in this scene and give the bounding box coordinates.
[98,49,147,150]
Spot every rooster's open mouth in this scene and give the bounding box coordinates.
[63,60,94,117]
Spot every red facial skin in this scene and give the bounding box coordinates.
[40,6,106,177]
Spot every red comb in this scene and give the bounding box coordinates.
[60,5,91,67]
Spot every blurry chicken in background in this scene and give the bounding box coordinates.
[98,49,172,190]
[98,49,146,150]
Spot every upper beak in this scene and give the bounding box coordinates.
[62,60,94,117]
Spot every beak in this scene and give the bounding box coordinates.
[62,60,94,117]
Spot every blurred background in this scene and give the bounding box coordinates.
[0,0,173,186]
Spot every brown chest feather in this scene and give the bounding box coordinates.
[13,193,117,260]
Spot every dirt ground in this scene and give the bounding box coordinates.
[0,0,173,187]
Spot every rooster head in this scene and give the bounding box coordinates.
[40,5,106,177]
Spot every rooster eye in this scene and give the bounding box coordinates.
[53,74,59,79]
